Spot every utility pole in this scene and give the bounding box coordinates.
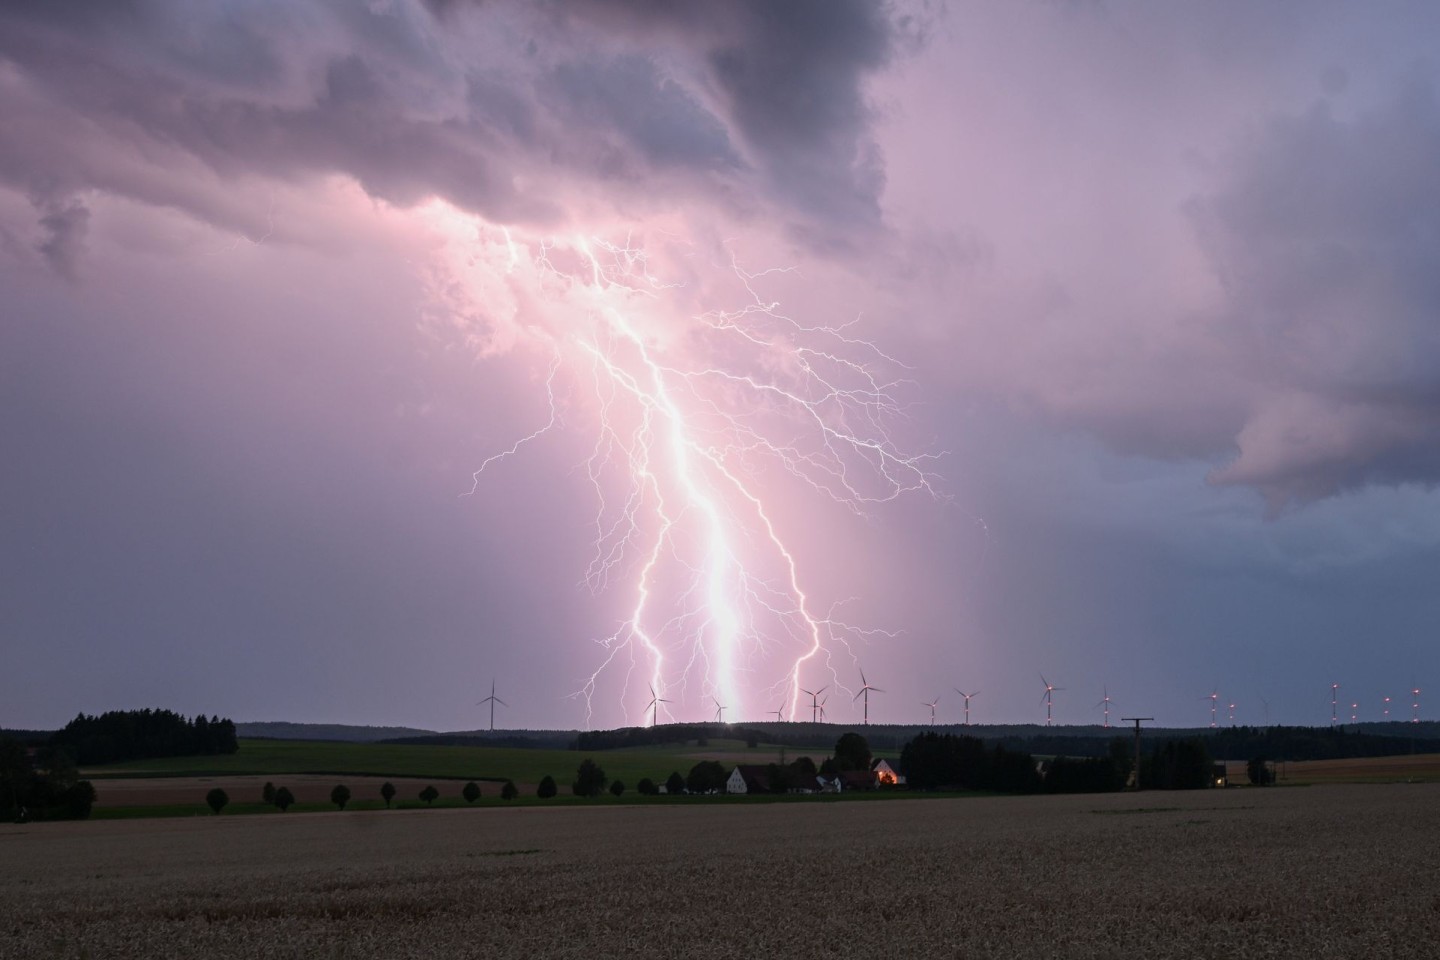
[1122,717,1152,791]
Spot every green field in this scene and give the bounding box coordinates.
[84,737,824,789]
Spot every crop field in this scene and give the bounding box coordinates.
[5,783,1438,959]
[85,737,819,787]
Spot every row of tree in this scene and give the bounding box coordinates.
[900,732,1219,793]
[50,709,238,765]
[1,737,97,821]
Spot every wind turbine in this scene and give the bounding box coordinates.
[854,669,883,725]
[817,694,829,722]
[1412,687,1421,723]
[1350,701,1359,723]
[476,679,507,733]
[1330,682,1340,726]
[1095,686,1114,728]
[646,683,671,728]
[1204,689,1219,728]
[922,695,940,725]
[800,686,828,724]
[712,696,726,724]
[955,689,978,726]
[1040,675,1063,726]
[769,702,785,723]
[1228,700,1237,726]
[1383,696,1392,720]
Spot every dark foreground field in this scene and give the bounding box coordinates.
[4,783,1438,959]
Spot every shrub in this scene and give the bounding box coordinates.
[610,780,625,797]
[330,784,351,810]
[572,759,608,798]
[537,775,557,799]
[273,786,295,811]
[206,787,229,815]
[462,781,481,803]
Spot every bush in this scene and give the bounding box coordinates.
[537,775,557,799]
[330,784,351,810]
[206,787,229,814]
[636,777,657,796]
[462,781,481,803]
[381,781,396,808]
[610,780,625,797]
[572,759,608,798]
[419,785,439,805]
[664,771,685,795]
[686,760,728,795]
[501,780,518,800]
[273,786,295,811]
[262,781,276,805]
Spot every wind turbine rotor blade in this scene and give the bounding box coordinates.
[853,689,865,701]
[494,698,508,707]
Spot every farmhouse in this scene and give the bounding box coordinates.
[726,765,772,794]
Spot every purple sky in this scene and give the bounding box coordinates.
[3,1,1439,732]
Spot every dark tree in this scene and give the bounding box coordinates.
[1043,756,1124,794]
[537,775,557,799]
[789,755,818,780]
[49,708,239,765]
[0,736,32,816]
[331,784,351,810]
[419,785,439,805]
[664,771,686,795]
[834,732,873,772]
[572,759,608,798]
[685,760,729,795]
[636,777,658,796]
[462,781,481,803]
[273,786,295,811]
[1247,756,1274,786]
[501,780,518,800]
[745,731,760,748]
[380,781,396,808]
[262,781,277,805]
[1141,738,1213,790]
[206,787,229,814]
[609,780,625,797]
[818,756,840,779]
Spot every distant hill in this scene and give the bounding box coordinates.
[236,721,438,742]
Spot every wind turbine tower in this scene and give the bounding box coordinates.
[769,703,785,723]
[1040,675,1063,726]
[923,696,940,725]
[955,689,978,726]
[713,697,726,724]
[1331,683,1340,727]
[1413,687,1422,723]
[1096,686,1114,728]
[1205,689,1219,728]
[1383,696,1391,720]
[646,683,671,728]
[854,669,883,725]
[801,686,828,724]
[477,679,507,733]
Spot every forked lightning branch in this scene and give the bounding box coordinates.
[426,202,941,726]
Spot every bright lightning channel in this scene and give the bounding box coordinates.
[428,203,942,726]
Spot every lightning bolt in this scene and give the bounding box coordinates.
[423,201,942,726]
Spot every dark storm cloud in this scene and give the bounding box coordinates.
[1192,76,1440,508]
[0,0,903,273]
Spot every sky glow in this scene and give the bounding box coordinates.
[2,2,1439,730]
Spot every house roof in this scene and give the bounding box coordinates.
[731,764,772,791]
